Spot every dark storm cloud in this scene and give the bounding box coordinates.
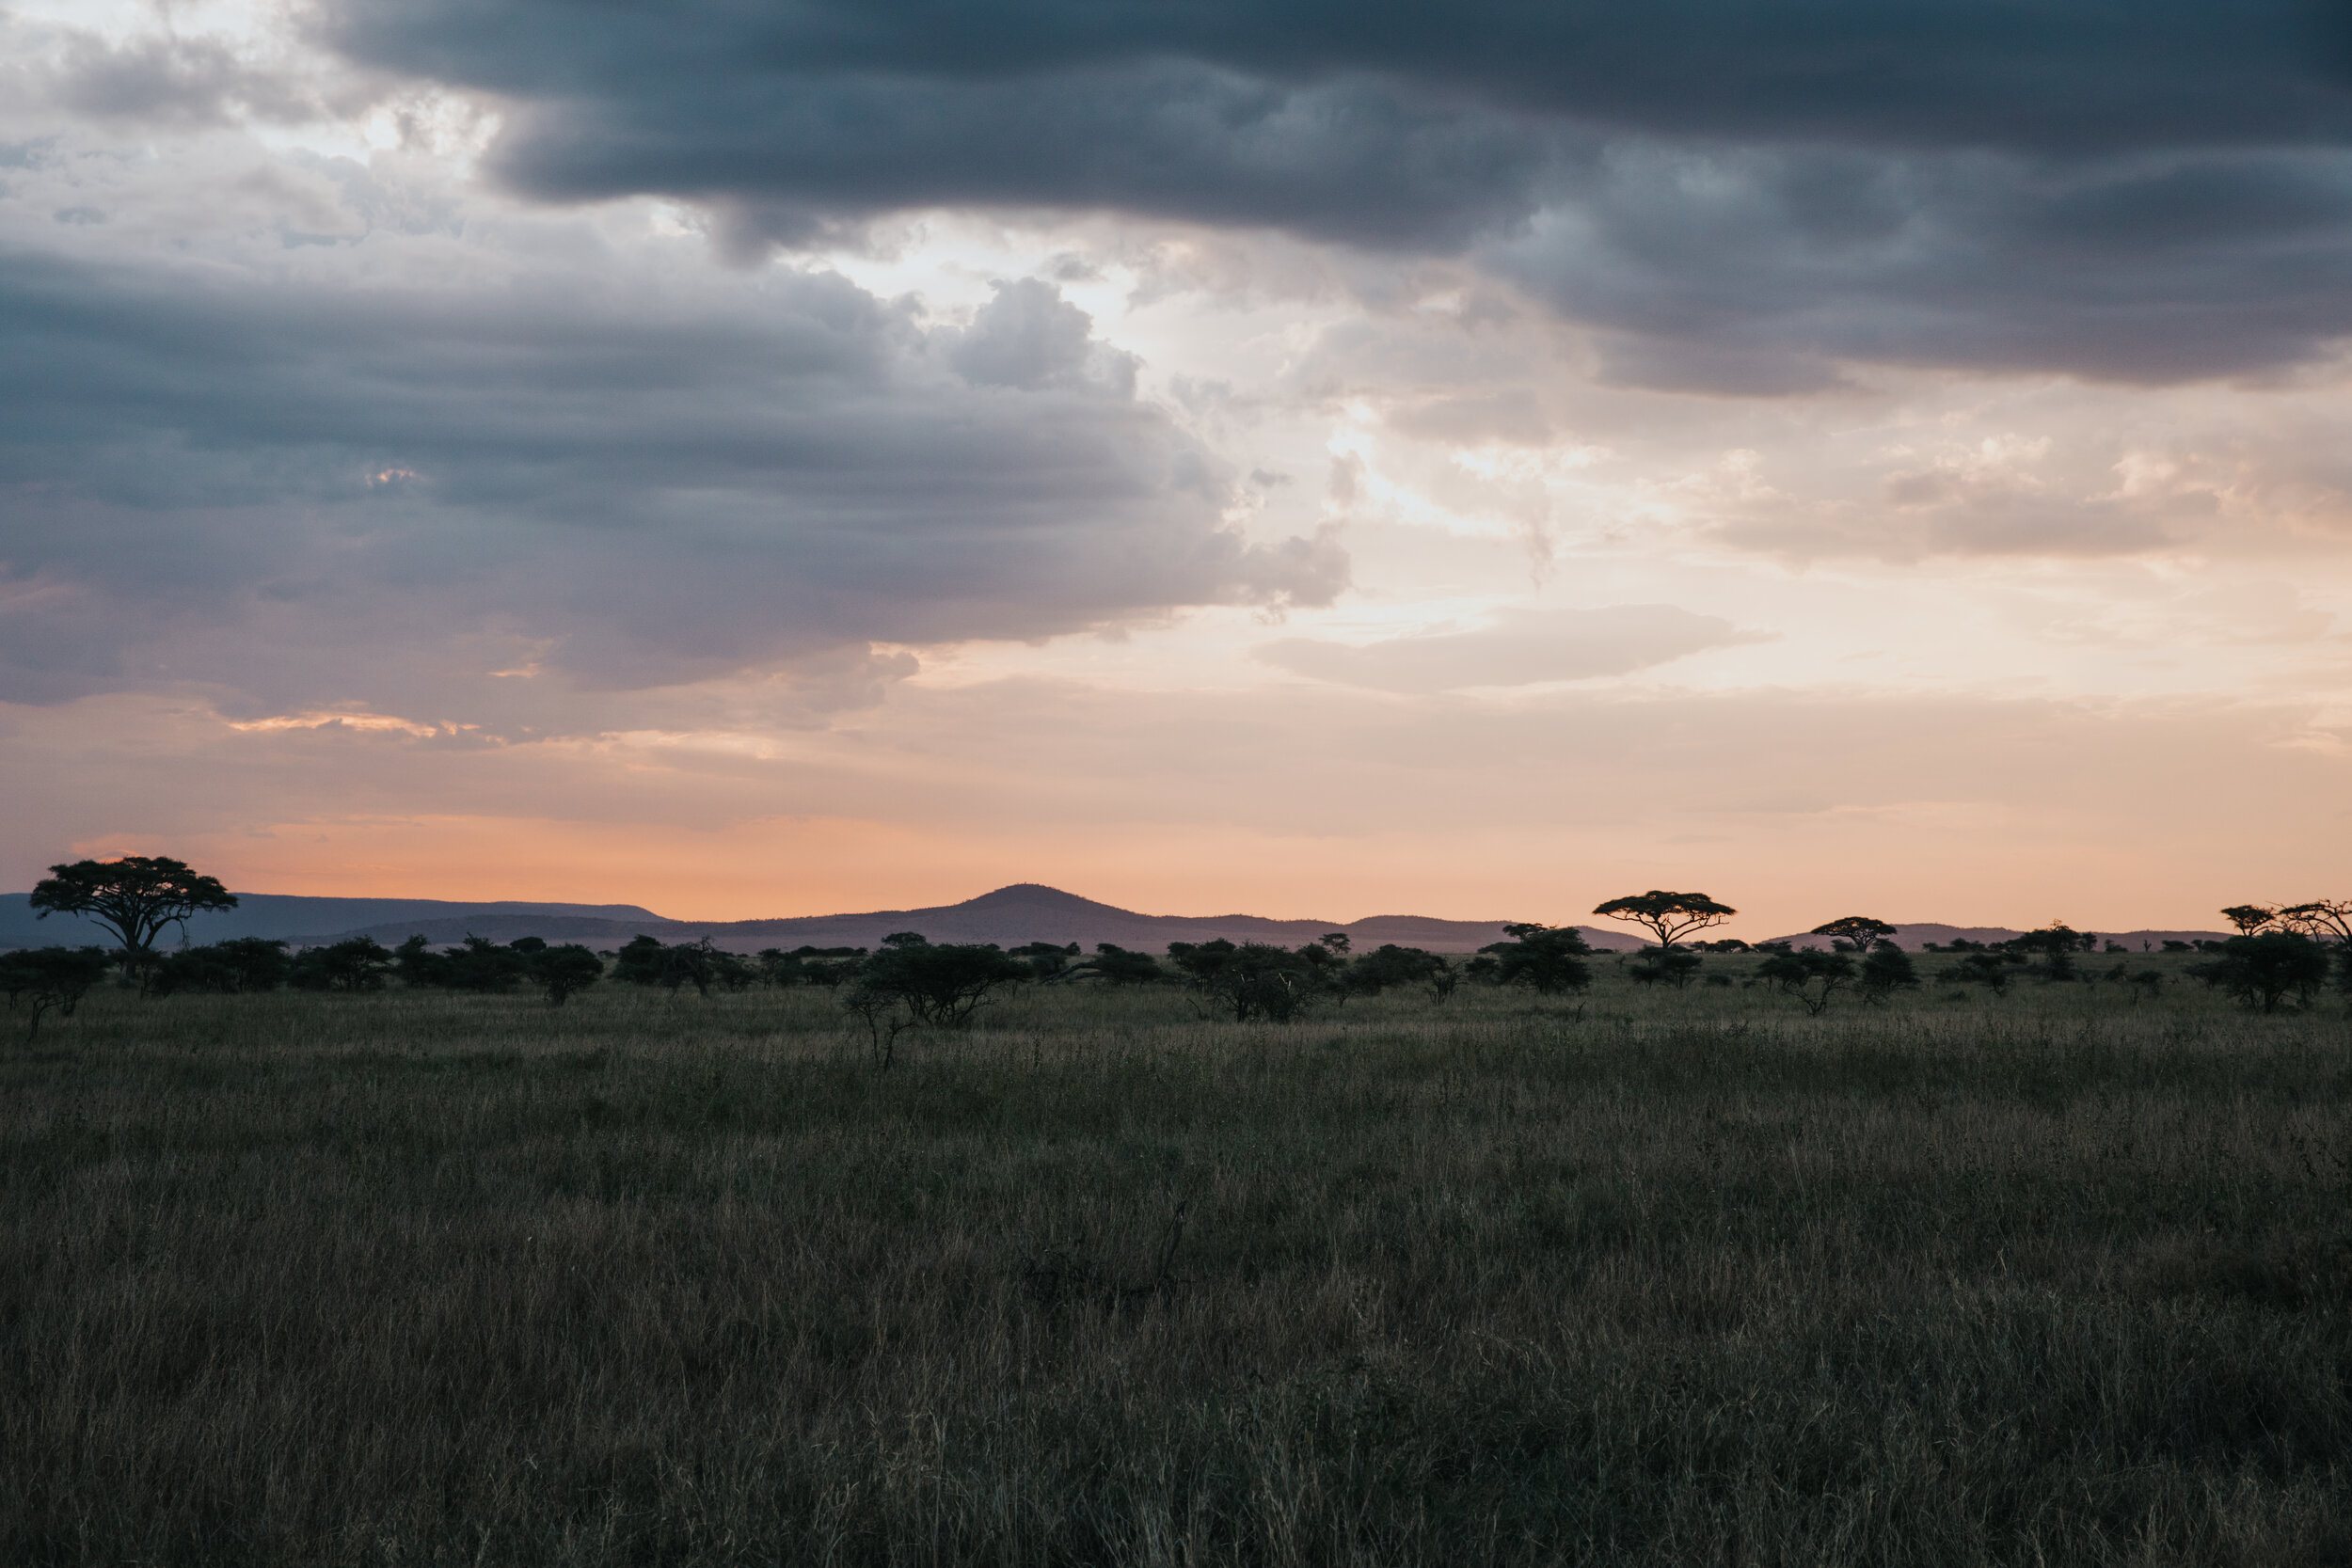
[0,250,1343,711]
[324,0,2352,155]
[315,0,2352,383]
[1500,144,2352,384]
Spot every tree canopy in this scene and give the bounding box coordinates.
[1810,915,1898,950]
[0,946,113,1039]
[2219,904,2278,936]
[29,856,238,969]
[1592,891,1737,948]
[1486,923,1593,995]
[2193,933,2330,1014]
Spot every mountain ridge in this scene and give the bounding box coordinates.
[0,883,2233,956]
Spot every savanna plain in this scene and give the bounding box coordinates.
[5,959,2349,1566]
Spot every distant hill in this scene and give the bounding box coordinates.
[0,894,671,953]
[0,882,1636,955]
[1759,923,2233,950]
[1,883,2233,957]
[273,884,1644,955]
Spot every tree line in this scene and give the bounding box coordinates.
[8,860,2350,1042]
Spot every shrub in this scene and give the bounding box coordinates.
[0,945,113,1039]
[1484,924,1593,996]
[1167,940,1325,1022]
[287,937,393,992]
[145,938,290,996]
[2192,932,2332,1014]
[1627,949,1704,989]
[1757,948,1854,1015]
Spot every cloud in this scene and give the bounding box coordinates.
[1489,144,2352,387]
[306,0,2352,384]
[1256,605,1762,692]
[321,0,2351,159]
[0,231,1342,715]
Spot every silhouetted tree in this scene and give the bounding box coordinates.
[1085,943,1164,985]
[1811,915,1898,950]
[2278,901,2352,994]
[2003,924,2094,981]
[2280,900,2352,944]
[395,934,532,991]
[1758,948,1854,1014]
[1167,940,1324,1022]
[0,946,113,1039]
[1344,943,1445,998]
[528,943,604,1005]
[145,938,290,996]
[1947,951,2026,994]
[1627,948,1704,988]
[1593,891,1737,948]
[1009,942,1079,980]
[1486,923,1593,996]
[30,856,238,975]
[612,935,751,995]
[1857,945,1920,1003]
[287,937,392,991]
[2193,933,2330,1014]
[2219,904,2278,936]
[847,940,1028,1028]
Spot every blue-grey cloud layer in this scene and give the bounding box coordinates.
[312,0,2352,383]
[0,252,1342,710]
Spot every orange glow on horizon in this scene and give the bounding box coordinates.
[54,810,2296,939]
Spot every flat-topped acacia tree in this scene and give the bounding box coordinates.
[1812,915,1899,950]
[29,855,238,974]
[1592,890,1737,949]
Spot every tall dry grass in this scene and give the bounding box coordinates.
[2,965,2347,1564]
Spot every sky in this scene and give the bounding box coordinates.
[4,0,2351,936]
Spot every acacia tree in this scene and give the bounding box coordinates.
[0,946,113,1040]
[2193,932,2330,1014]
[1757,948,1854,1015]
[1487,923,1593,995]
[2280,900,2351,944]
[2280,900,2352,991]
[1811,915,1898,951]
[29,856,238,974]
[1592,891,1737,948]
[2220,904,2279,937]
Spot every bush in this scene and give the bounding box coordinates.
[395,935,529,992]
[145,938,290,996]
[1484,924,1592,996]
[1857,944,1920,1003]
[613,936,755,996]
[1757,948,1854,1014]
[848,937,1029,1027]
[1343,944,1445,998]
[1627,949,1704,989]
[527,944,604,1005]
[1167,940,1326,1022]
[0,945,114,1039]
[1947,951,2026,994]
[1086,944,1164,986]
[2192,933,2331,1014]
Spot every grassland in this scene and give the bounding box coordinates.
[3,958,2348,1565]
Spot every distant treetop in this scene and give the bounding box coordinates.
[1592,891,1737,948]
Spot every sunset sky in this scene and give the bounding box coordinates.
[5,0,2352,935]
